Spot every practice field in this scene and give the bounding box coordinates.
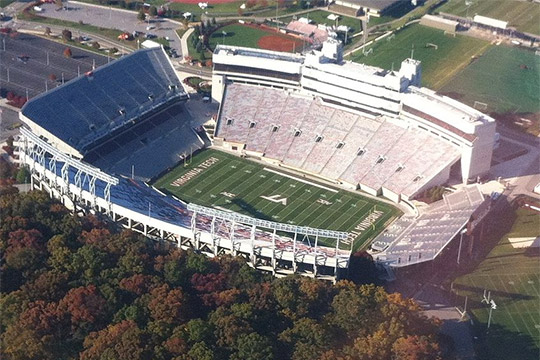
[453,207,540,360]
[208,23,303,52]
[440,46,540,114]
[348,24,490,89]
[437,0,540,35]
[153,149,400,250]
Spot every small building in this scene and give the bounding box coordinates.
[420,14,458,33]
[141,39,161,49]
[332,0,402,17]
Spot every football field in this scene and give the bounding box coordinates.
[453,207,540,360]
[153,149,401,250]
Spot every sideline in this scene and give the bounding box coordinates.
[263,167,338,193]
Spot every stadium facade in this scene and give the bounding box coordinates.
[15,47,352,281]
[211,40,496,205]
[15,43,493,278]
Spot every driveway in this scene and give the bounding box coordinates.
[34,1,184,56]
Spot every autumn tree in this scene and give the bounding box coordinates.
[80,320,147,360]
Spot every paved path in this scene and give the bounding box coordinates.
[180,27,194,60]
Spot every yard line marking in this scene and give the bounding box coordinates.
[263,167,338,193]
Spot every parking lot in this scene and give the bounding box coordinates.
[0,32,108,99]
[36,1,183,56]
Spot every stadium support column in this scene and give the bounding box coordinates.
[313,234,318,277]
[271,229,277,275]
[230,221,236,256]
[211,217,217,256]
[292,232,298,274]
[250,225,256,268]
[191,212,200,251]
[61,162,69,195]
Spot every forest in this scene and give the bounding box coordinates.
[0,189,443,359]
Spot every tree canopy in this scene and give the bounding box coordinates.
[0,191,442,359]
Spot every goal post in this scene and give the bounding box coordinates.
[444,30,456,37]
[426,42,438,49]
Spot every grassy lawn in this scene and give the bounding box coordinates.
[0,0,16,7]
[153,149,400,250]
[18,11,138,50]
[348,24,491,89]
[186,32,212,61]
[440,45,540,113]
[452,207,540,360]
[437,0,540,35]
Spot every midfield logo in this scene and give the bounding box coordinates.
[260,194,288,205]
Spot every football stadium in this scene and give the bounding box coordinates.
[15,40,494,280]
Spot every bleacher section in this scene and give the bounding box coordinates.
[215,83,461,200]
[84,104,204,181]
[371,185,487,267]
[21,47,187,155]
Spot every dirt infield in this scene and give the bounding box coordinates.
[257,35,303,52]
[171,0,237,4]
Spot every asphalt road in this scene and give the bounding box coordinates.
[0,32,108,98]
[36,1,183,56]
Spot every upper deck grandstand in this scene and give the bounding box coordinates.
[20,47,188,158]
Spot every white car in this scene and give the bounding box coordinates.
[146,25,155,30]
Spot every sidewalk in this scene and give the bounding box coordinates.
[180,27,194,61]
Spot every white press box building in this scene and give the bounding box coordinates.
[211,40,496,205]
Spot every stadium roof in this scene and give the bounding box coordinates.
[21,47,186,155]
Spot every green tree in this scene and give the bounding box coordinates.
[15,166,30,184]
[61,29,72,42]
[137,8,146,22]
[231,332,273,360]
[149,5,157,17]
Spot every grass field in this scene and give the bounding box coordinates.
[440,46,540,113]
[348,24,491,89]
[437,0,540,35]
[153,149,400,250]
[453,207,540,360]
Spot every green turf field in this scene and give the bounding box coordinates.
[153,149,400,250]
[437,0,540,35]
[440,46,540,113]
[453,207,540,360]
[348,24,491,89]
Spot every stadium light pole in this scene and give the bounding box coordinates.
[487,300,496,329]
[457,228,467,265]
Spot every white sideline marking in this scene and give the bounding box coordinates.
[263,167,338,193]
